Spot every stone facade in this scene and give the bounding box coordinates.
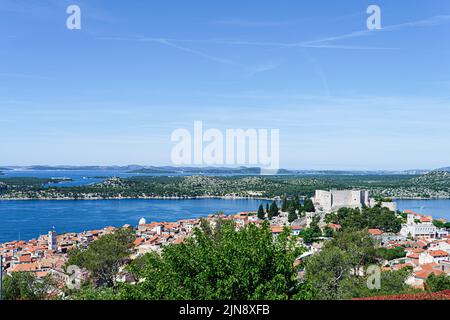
[312,190,371,212]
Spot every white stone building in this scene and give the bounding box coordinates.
[312,190,371,212]
[400,214,439,238]
[419,250,450,265]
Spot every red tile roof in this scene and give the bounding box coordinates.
[368,229,383,236]
[414,269,443,280]
[19,255,32,263]
[428,250,449,257]
[327,223,341,230]
[270,226,284,234]
[133,238,145,246]
[11,262,39,272]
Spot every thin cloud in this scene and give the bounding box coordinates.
[0,73,51,80]
[119,14,450,51]
[132,37,393,50]
[100,36,280,74]
[303,14,450,45]
[137,37,244,68]
[245,62,282,77]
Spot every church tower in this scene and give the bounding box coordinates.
[48,228,57,251]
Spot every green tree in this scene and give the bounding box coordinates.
[200,218,213,237]
[288,206,298,223]
[303,199,315,213]
[304,246,352,299]
[376,247,406,261]
[72,285,119,300]
[115,221,306,300]
[426,273,450,292]
[1,272,54,300]
[338,268,414,299]
[257,204,265,220]
[281,196,288,212]
[292,195,300,210]
[67,227,135,287]
[268,201,279,219]
[300,228,318,245]
[303,229,408,300]
[323,226,334,238]
[433,220,444,228]
[324,206,401,233]
[326,229,377,275]
[300,216,322,244]
[270,201,279,217]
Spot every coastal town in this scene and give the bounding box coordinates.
[1,189,449,299]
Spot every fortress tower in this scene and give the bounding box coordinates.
[312,190,371,212]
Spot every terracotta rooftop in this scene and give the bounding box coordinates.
[10,262,39,272]
[414,269,443,280]
[368,228,383,236]
[428,250,449,257]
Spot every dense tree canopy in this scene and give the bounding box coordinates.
[85,221,306,300]
[67,227,135,287]
[303,229,413,300]
[1,272,54,300]
[337,267,415,299]
[324,205,402,233]
[300,216,322,245]
[426,273,450,292]
[63,225,421,300]
[376,246,406,261]
[303,199,315,213]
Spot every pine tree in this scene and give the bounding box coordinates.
[288,206,297,223]
[293,195,300,210]
[257,204,265,220]
[269,201,279,218]
[303,199,316,213]
[281,196,288,212]
[268,208,274,220]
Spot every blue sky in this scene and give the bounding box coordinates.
[1,0,450,170]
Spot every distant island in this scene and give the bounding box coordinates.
[129,166,262,174]
[0,170,449,200]
[0,165,433,176]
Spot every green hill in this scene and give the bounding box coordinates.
[410,171,450,186]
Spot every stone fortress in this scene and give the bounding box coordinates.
[312,189,397,213]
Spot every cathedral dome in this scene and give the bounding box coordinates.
[138,217,147,225]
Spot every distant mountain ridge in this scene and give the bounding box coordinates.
[5,165,146,171]
[0,165,435,176]
[130,166,262,174]
[410,170,450,185]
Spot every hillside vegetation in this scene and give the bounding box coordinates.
[0,171,449,200]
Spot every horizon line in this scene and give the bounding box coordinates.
[0,164,440,172]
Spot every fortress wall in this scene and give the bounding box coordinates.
[314,189,377,212]
[313,190,332,211]
[331,190,354,207]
